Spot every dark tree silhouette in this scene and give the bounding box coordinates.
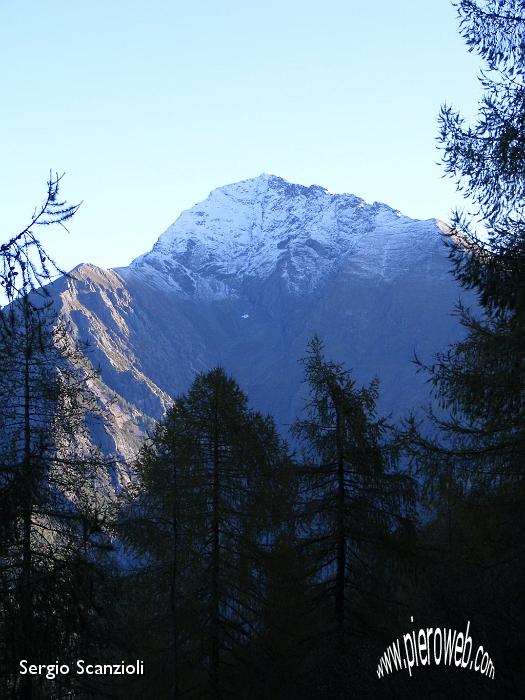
[1,172,80,301]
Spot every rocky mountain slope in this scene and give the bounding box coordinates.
[48,174,467,464]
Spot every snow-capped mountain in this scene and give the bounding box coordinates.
[49,174,467,466]
[121,173,448,298]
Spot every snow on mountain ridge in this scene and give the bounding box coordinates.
[45,175,461,462]
[122,174,444,298]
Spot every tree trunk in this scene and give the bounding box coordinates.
[334,396,348,700]
[210,399,221,699]
[334,401,346,658]
[170,454,179,700]
[20,331,33,700]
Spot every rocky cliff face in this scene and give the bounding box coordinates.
[48,174,466,464]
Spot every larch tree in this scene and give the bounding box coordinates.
[0,173,79,303]
[0,176,115,700]
[403,1,525,694]
[119,368,294,700]
[292,336,413,697]
[407,0,525,550]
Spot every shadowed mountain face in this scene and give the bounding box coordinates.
[48,174,466,462]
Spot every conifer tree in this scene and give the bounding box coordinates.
[407,0,525,548]
[292,337,413,697]
[402,3,525,694]
[119,368,294,700]
[0,176,117,699]
[0,297,114,699]
[416,0,525,484]
[1,173,79,302]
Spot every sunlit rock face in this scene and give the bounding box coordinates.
[50,174,466,462]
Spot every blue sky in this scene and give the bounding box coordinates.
[1,0,481,274]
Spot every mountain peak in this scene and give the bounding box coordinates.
[49,177,462,462]
[205,173,331,204]
[121,175,442,299]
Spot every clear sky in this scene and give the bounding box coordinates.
[0,0,482,275]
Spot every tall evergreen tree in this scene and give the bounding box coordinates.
[119,368,294,700]
[407,0,525,546]
[292,337,413,698]
[402,2,525,694]
[0,297,114,699]
[418,0,525,484]
[0,178,119,699]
